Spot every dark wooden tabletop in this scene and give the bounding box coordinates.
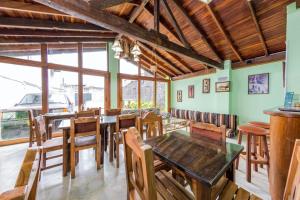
[145,130,243,187]
[58,115,117,129]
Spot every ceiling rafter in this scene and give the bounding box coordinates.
[170,0,222,63]
[205,4,243,61]
[140,59,168,78]
[140,54,176,76]
[161,0,190,49]
[0,37,114,44]
[154,0,160,32]
[246,0,269,56]
[90,0,134,9]
[32,0,223,69]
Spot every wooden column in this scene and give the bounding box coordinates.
[41,44,48,114]
[138,64,141,109]
[154,72,157,108]
[78,43,83,111]
[167,79,171,113]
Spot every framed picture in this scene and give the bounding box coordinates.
[202,79,210,93]
[248,73,269,94]
[215,81,230,92]
[188,85,194,98]
[177,90,182,102]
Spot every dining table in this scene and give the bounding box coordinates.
[58,115,117,176]
[145,130,244,200]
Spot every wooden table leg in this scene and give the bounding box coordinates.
[109,124,115,162]
[191,179,211,200]
[246,133,252,182]
[226,162,235,182]
[62,129,69,177]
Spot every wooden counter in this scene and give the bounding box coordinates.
[264,108,300,200]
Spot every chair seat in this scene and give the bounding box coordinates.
[43,137,63,151]
[75,135,97,147]
[238,125,269,136]
[155,170,194,200]
[248,121,270,129]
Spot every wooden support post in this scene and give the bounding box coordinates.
[154,72,157,108]
[154,0,160,32]
[41,44,48,114]
[167,80,171,113]
[78,43,83,111]
[138,64,141,109]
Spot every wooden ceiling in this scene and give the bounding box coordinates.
[0,0,293,78]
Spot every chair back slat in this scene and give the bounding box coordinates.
[34,115,46,146]
[284,140,300,200]
[71,117,99,138]
[75,110,96,118]
[138,112,163,140]
[105,109,121,116]
[116,114,137,132]
[190,122,226,142]
[122,127,157,200]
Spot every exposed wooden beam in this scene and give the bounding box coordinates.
[232,51,286,69]
[154,0,160,32]
[140,60,167,78]
[90,0,134,9]
[0,17,109,32]
[297,0,300,8]
[165,52,193,73]
[246,0,268,56]
[138,42,185,75]
[172,68,216,81]
[33,0,223,69]
[0,29,117,38]
[171,0,222,62]
[0,37,114,44]
[128,0,150,23]
[140,54,176,77]
[206,4,243,61]
[161,0,190,48]
[0,0,68,16]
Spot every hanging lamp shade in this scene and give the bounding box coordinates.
[131,43,142,56]
[112,39,123,52]
[133,55,140,62]
[114,52,121,59]
[199,0,213,3]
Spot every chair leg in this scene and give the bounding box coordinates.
[259,137,264,168]
[75,152,79,166]
[96,140,101,170]
[236,131,242,170]
[116,137,120,168]
[70,148,76,178]
[262,136,270,176]
[252,135,258,172]
[246,133,252,182]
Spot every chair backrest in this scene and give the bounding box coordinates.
[28,110,35,130]
[122,127,157,200]
[284,139,300,200]
[190,122,226,142]
[87,107,101,116]
[105,108,122,116]
[138,112,163,140]
[116,114,137,132]
[75,110,96,118]
[34,115,47,146]
[70,117,99,139]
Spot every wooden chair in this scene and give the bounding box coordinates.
[0,147,42,200]
[28,110,36,147]
[87,107,101,116]
[75,110,96,118]
[105,108,121,116]
[138,112,163,140]
[113,114,137,168]
[70,116,101,178]
[122,127,194,200]
[190,122,226,142]
[35,115,63,171]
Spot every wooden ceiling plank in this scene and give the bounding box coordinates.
[140,54,176,76]
[161,0,190,49]
[165,52,194,72]
[206,4,243,61]
[0,29,117,38]
[140,59,168,78]
[0,37,114,44]
[246,0,269,56]
[33,0,223,69]
[154,0,160,32]
[0,17,109,32]
[232,51,285,69]
[172,68,216,81]
[171,0,222,63]
[90,0,134,9]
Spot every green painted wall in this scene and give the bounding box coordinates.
[231,62,284,124]
[107,43,119,109]
[287,3,300,101]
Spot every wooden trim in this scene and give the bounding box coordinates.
[171,68,216,81]
[33,0,223,69]
[119,73,168,82]
[246,0,268,56]
[167,80,171,113]
[78,43,83,111]
[0,37,115,44]
[232,51,286,69]
[41,44,48,114]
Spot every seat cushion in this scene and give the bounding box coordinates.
[75,136,97,147]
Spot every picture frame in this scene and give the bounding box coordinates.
[202,79,210,93]
[188,85,194,98]
[177,90,182,102]
[248,73,269,94]
[215,81,230,92]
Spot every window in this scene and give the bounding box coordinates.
[120,59,138,75]
[122,79,138,109]
[48,46,78,67]
[83,75,105,109]
[157,82,168,112]
[0,63,41,140]
[83,45,107,71]
[140,80,154,109]
[0,48,41,62]
[140,68,154,77]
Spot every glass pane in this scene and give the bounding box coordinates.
[83,45,107,71]
[0,46,41,61]
[141,80,154,109]
[0,64,41,141]
[122,79,138,109]
[141,68,153,77]
[48,46,78,67]
[120,59,138,75]
[83,75,105,109]
[157,82,168,112]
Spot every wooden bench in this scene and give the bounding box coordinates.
[0,147,42,200]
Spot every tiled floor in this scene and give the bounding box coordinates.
[0,138,270,200]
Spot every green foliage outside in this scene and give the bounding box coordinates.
[123,101,154,109]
